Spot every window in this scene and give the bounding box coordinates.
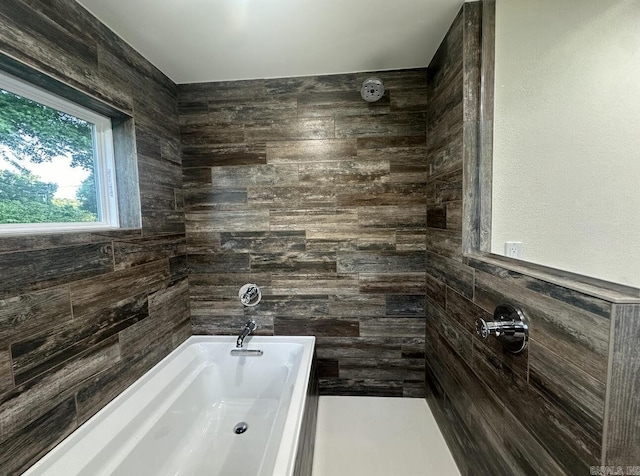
[0,70,119,234]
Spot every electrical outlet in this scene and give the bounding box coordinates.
[504,241,523,259]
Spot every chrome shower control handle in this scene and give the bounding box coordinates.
[475,317,493,339]
[475,304,529,354]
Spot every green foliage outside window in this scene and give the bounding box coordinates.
[0,89,98,224]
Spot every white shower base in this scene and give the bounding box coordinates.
[312,396,460,476]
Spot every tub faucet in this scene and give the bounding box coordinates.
[237,320,257,348]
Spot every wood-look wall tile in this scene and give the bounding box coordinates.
[274,317,359,337]
[318,378,403,397]
[336,183,426,207]
[472,335,599,473]
[270,208,358,231]
[339,358,425,381]
[182,144,266,168]
[250,252,336,273]
[188,253,251,274]
[401,337,426,359]
[299,160,390,185]
[390,88,429,112]
[208,95,297,122]
[315,337,402,360]
[182,167,212,188]
[502,409,568,476]
[0,229,141,255]
[0,348,12,395]
[11,293,148,386]
[397,231,426,251]
[317,359,340,378]
[0,337,119,441]
[425,251,473,299]
[357,135,426,150]
[190,300,244,320]
[427,206,447,229]
[335,113,426,138]
[359,318,426,337]
[119,279,189,358]
[0,244,113,298]
[245,295,329,317]
[328,295,387,317]
[112,234,186,270]
[528,341,605,443]
[297,90,390,117]
[266,139,357,164]
[426,170,463,206]
[0,286,72,343]
[70,260,169,319]
[469,259,614,319]
[180,123,244,145]
[358,206,427,229]
[186,210,270,233]
[605,304,640,465]
[403,381,426,398]
[220,231,305,253]
[271,274,359,296]
[386,295,425,317]
[426,298,472,364]
[359,273,425,294]
[244,118,334,142]
[211,164,298,188]
[446,286,489,333]
[137,152,182,190]
[185,231,221,254]
[141,184,180,212]
[141,209,186,236]
[178,80,268,102]
[0,396,77,476]
[337,251,425,273]
[184,188,248,209]
[248,186,336,208]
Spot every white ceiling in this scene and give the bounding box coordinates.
[76,0,465,84]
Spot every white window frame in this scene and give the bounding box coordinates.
[0,70,119,235]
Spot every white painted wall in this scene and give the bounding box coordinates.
[491,0,640,288]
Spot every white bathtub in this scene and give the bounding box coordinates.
[23,336,316,476]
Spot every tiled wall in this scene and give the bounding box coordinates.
[178,72,428,397]
[425,2,640,474]
[0,1,189,473]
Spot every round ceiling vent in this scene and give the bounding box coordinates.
[360,77,385,102]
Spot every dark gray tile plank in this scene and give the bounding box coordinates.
[0,286,72,343]
[0,396,77,476]
[605,304,640,465]
[266,139,357,164]
[337,251,425,273]
[359,273,425,294]
[244,118,334,142]
[274,317,359,337]
[0,244,113,298]
[70,260,169,319]
[359,317,426,337]
[335,113,426,138]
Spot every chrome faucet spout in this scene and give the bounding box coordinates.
[236,320,257,348]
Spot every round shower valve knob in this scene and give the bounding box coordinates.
[239,283,261,307]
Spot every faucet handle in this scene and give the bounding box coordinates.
[245,320,257,331]
[239,284,261,306]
